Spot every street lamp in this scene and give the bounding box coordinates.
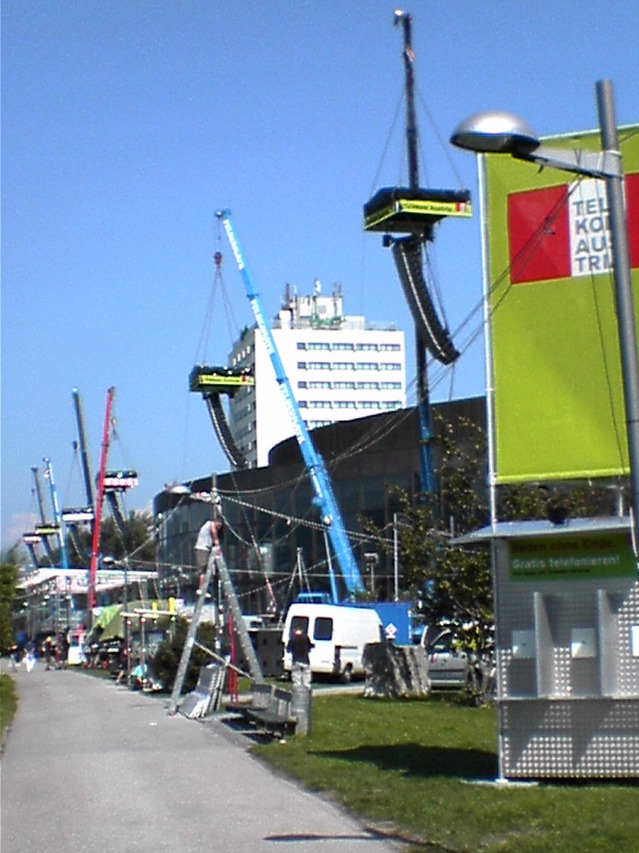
[451,79,639,554]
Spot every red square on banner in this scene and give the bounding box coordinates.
[625,173,639,270]
[507,185,570,284]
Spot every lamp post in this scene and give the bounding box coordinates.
[393,516,399,602]
[451,79,639,553]
[104,556,131,686]
[122,560,131,686]
[392,512,412,602]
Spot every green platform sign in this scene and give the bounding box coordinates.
[509,533,636,581]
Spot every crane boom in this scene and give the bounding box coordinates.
[216,209,364,601]
[72,388,95,510]
[89,386,115,613]
[42,457,68,569]
[31,466,55,564]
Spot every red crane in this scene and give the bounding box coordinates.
[88,387,115,615]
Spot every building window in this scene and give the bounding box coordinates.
[333,362,355,371]
[308,362,331,370]
[357,381,379,390]
[333,381,355,390]
[298,381,308,389]
[297,362,307,369]
[309,400,332,409]
[335,401,357,409]
[309,381,331,389]
[379,363,401,371]
[297,342,307,350]
[356,342,378,351]
[332,342,354,351]
[308,342,330,351]
[356,362,378,371]
[379,343,401,351]
[380,381,402,389]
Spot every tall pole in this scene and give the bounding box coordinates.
[396,10,436,498]
[396,12,435,496]
[596,80,639,553]
[72,388,95,510]
[32,466,47,525]
[89,387,115,615]
[398,11,419,191]
[32,466,55,564]
[393,514,399,602]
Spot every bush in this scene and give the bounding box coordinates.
[152,617,219,693]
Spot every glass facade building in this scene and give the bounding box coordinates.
[154,397,486,614]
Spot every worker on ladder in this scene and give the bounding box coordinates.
[194,516,224,574]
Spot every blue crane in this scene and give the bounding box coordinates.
[42,457,69,570]
[216,209,364,603]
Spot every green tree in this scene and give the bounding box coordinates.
[65,509,157,567]
[398,415,493,655]
[371,412,627,658]
[152,617,218,693]
[0,552,20,651]
[499,480,624,522]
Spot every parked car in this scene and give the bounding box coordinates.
[421,628,493,692]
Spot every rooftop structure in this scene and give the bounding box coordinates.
[227,283,406,468]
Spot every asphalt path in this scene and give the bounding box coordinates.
[1,662,403,853]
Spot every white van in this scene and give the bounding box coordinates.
[282,603,383,682]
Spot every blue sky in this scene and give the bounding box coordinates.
[2,0,638,550]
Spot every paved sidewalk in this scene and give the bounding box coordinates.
[1,663,403,853]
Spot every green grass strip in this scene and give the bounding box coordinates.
[0,674,18,745]
[254,693,639,853]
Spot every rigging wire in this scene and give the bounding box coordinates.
[367,90,405,198]
[318,174,619,477]
[62,441,83,509]
[157,140,634,589]
[146,165,628,592]
[415,87,468,190]
[194,247,242,367]
[177,174,620,539]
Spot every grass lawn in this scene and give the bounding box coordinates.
[252,692,638,853]
[0,673,18,743]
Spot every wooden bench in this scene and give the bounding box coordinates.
[238,682,297,737]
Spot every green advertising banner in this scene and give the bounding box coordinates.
[484,126,639,484]
[509,533,636,581]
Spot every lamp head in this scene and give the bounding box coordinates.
[165,483,191,496]
[450,110,540,155]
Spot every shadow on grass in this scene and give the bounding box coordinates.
[312,742,498,781]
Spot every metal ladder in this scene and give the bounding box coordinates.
[168,532,264,716]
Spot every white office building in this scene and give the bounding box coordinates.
[228,283,406,468]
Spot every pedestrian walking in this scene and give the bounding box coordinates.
[9,644,20,672]
[25,643,36,673]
